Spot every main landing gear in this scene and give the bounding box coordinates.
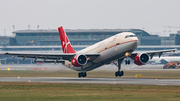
[78,72,87,78]
[113,58,124,77]
[115,71,124,77]
[78,66,87,78]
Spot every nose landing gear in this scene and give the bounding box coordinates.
[125,60,130,65]
[78,66,87,78]
[125,52,131,65]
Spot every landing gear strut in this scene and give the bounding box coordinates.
[113,58,124,77]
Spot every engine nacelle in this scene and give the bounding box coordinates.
[71,54,87,67]
[134,53,150,66]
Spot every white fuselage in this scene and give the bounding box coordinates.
[64,32,139,71]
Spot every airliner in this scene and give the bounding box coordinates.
[148,56,180,65]
[3,26,177,78]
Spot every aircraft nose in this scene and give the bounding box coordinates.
[134,37,139,45]
[132,40,139,50]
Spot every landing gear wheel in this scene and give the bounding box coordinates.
[115,71,120,77]
[115,71,124,77]
[127,60,130,64]
[78,72,87,78]
[84,72,87,77]
[78,72,81,78]
[121,71,124,76]
[125,60,130,65]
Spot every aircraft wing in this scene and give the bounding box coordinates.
[3,52,100,63]
[130,49,177,60]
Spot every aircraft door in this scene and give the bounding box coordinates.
[114,34,120,51]
[115,34,120,45]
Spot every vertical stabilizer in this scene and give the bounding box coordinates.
[58,26,76,53]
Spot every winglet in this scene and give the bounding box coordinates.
[58,26,76,53]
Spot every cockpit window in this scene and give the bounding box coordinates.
[125,35,136,38]
[125,36,129,38]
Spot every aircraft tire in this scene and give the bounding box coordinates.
[120,71,124,76]
[125,60,127,65]
[115,71,122,77]
[84,72,87,77]
[128,60,130,64]
[115,72,118,77]
[78,72,87,78]
[78,72,81,78]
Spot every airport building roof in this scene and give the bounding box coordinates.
[13,28,150,36]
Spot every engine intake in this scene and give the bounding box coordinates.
[71,54,87,67]
[134,53,150,66]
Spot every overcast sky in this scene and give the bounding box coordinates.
[0,0,180,36]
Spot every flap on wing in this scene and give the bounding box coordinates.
[33,60,65,64]
[5,52,76,60]
[146,49,177,59]
[4,52,100,63]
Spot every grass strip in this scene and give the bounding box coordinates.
[0,82,180,101]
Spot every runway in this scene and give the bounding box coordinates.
[0,77,180,85]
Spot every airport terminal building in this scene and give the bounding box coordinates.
[13,28,161,46]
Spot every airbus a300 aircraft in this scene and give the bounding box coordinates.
[149,56,180,64]
[4,26,177,77]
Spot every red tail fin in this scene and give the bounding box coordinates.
[58,26,76,53]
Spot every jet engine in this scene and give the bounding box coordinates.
[134,53,150,66]
[71,54,87,67]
